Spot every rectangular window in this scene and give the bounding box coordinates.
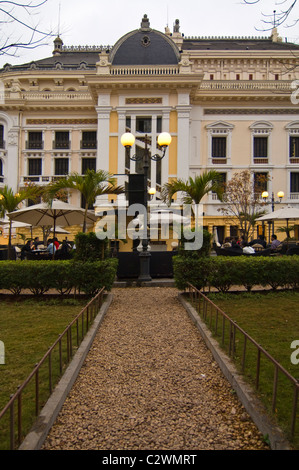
[54,131,70,149]
[0,125,4,149]
[55,158,69,175]
[82,158,96,174]
[126,117,131,131]
[254,136,268,159]
[254,172,268,194]
[290,172,299,193]
[0,159,3,182]
[156,117,162,134]
[290,136,299,159]
[28,158,42,176]
[27,131,43,149]
[156,159,161,186]
[212,172,226,199]
[136,117,151,134]
[81,131,97,149]
[212,137,226,158]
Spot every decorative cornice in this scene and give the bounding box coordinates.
[204,108,299,115]
[26,118,97,125]
[125,97,162,104]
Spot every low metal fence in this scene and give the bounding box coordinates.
[187,283,299,441]
[0,288,105,450]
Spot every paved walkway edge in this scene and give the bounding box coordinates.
[179,293,292,451]
[18,293,113,451]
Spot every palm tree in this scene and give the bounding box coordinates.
[161,170,224,226]
[0,185,42,257]
[46,169,124,232]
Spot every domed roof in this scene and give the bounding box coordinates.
[110,15,180,66]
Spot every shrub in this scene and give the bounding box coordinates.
[173,254,210,291]
[0,259,118,295]
[74,232,108,261]
[173,255,299,292]
[179,228,212,258]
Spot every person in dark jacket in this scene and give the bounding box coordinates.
[21,239,33,260]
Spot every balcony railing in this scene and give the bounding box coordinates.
[253,158,268,164]
[290,192,299,200]
[21,91,91,101]
[200,80,293,92]
[25,141,44,150]
[110,65,179,75]
[212,158,227,165]
[53,141,70,150]
[80,141,97,149]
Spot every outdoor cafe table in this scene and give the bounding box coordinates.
[28,249,52,260]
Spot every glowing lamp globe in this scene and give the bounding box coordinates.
[157,132,172,148]
[262,191,269,199]
[121,132,135,148]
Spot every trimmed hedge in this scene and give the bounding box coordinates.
[173,255,299,292]
[0,259,118,296]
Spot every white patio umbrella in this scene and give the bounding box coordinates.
[257,206,299,224]
[0,219,32,229]
[132,210,190,227]
[50,226,70,235]
[7,199,97,239]
[149,210,190,226]
[257,206,299,245]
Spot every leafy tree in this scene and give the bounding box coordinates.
[161,170,224,227]
[46,169,124,232]
[0,184,42,256]
[218,170,267,242]
[161,170,224,205]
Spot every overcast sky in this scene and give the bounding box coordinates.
[2,0,299,67]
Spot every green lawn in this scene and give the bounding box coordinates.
[0,296,88,449]
[203,291,299,448]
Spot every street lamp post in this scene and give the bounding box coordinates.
[261,190,284,240]
[262,190,284,212]
[121,131,171,282]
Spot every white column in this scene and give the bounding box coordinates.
[161,109,170,187]
[117,109,127,205]
[7,128,19,192]
[96,93,112,205]
[177,106,191,182]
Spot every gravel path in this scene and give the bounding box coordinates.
[42,287,268,451]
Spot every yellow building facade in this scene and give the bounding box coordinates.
[0,14,299,247]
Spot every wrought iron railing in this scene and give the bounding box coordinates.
[186,283,299,442]
[0,289,105,450]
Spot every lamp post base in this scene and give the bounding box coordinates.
[138,251,152,282]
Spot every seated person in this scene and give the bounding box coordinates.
[221,237,232,248]
[21,239,34,260]
[249,235,267,248]
[228,239,243,253]
[33,236,43,250]
[270,234,281,251]
[46,239,56,255]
